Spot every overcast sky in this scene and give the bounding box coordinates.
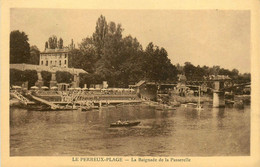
[10,9,250,73]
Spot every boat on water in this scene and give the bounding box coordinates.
[110,121,141,127]
[80,107,93,112]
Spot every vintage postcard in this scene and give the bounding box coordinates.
[1,0,260,167]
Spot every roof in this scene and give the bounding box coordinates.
[135,80,146,87]
[129,80,146,87]
[10,64,87,74]
[41,48,69,54]
[209,75,231,80]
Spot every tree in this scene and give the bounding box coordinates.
[68,48,97,73]
[48,35,58,49]
[10,69,25,86]
[92,15,108,56]
[45,41,48,49]
[56,71,73,83]
[10,69,38,88]
[29,45,40,65]
[184,62,196,80]
[58,38,63,49]
[10,30,30,64]
[69,39,75,50]
[143,43,177,81]
[41,71,52,86]
[77,15,179,86]
[78,37,98,73]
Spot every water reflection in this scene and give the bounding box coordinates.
[10,104,250,156]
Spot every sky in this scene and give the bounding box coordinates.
[10,9,250,73]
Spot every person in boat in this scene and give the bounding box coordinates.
[117,119,123,124]
[123,120,130,125]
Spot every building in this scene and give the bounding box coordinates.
[39,48,69,68]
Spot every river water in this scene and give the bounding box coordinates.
[10,103,250,156]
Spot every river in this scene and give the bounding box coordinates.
[10,103,250,156]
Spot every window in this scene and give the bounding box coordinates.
[64,60,66,64]
[65,54,67,58]
[41,61,43,65]
[50,61,52,65]
[59,60,61,66]
[46,61,48,66]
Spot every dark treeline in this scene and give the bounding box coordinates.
[10,15,250,88]
[69,15,177,87]
[177,62,250,84]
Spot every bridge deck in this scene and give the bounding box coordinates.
[30,95,60,109]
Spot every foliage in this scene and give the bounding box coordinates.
[23,70,38,88]
[45,35,64,49]
[180,61,249,83]
[56,71,73,83]
[73,15,180,87]
[45,41,48,49]
[79,73,103,87]
[10,69,25,86]
[68,47,97,73]
[29,45,40,65]
[11,16,250,88]
[10,69,38,88]
[68,39,75,50]
[41,71,52,86]
[48,35,58,49]
[93,15,108,56]
[10,30,30,64]
[58,38,63,49]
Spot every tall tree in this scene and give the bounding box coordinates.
[58,38,63,49]
[183,62,196,80]
[92,15,108,56]
[78,37,98,73]
[29,45,40,65]
[48,35,58,49]
[77,15,179,86]
[45,41,48,49]
[95,21,124,86]
[69,39,75,50]
[10,30,30,64]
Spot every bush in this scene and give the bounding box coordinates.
[79,73,104,87]
[56,71,73,83]
[10,69,38,88]
[23,70,38,88]
[10,69,25,86]
[41,71,52,86]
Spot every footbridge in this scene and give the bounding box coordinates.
[29,94,60,109]
[10,91,35,105]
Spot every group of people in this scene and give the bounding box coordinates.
[116,119,130,125]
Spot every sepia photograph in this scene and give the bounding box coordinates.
[9,9,251,156]
[1,0,260,167]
